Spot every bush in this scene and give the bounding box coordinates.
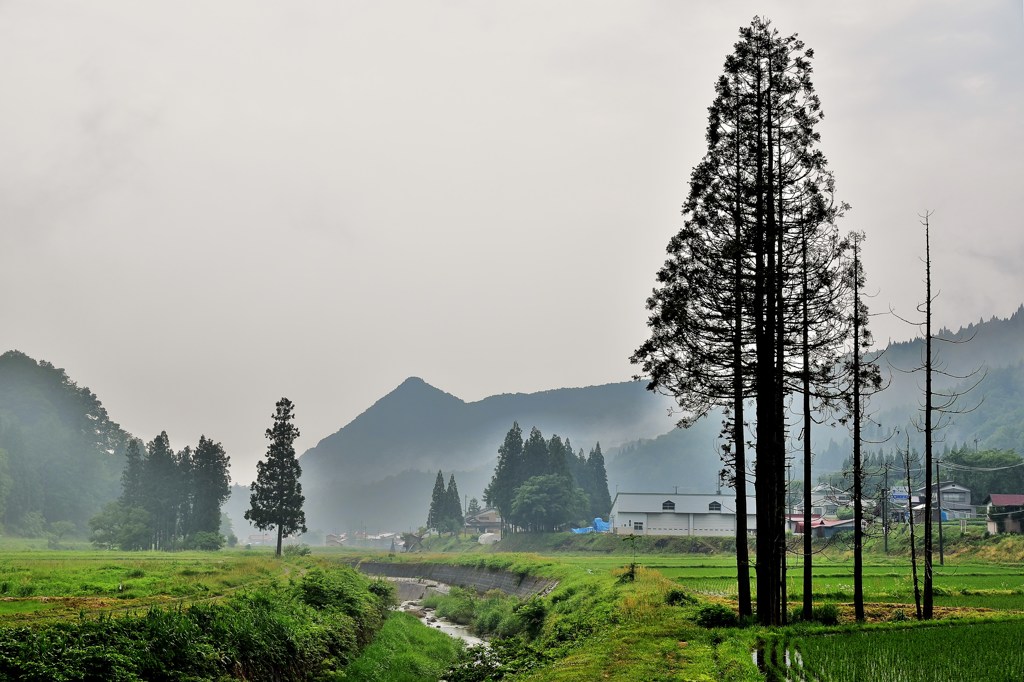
[695,602,739,628]
[284,544,312,557]
[788,602,840,625]
[665,587,696,606]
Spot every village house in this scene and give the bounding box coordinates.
[464,507,502,534]
[792,483,851,518]
[918,481,975,519]
[609,492,757,537]
[984,494,1024,534]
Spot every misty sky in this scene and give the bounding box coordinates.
[2,1,1022,484]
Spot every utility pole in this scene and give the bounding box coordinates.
[883,463,889,554]
[936,459,944,566]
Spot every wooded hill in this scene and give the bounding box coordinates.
[0,350,128,534]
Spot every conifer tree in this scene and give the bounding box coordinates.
[633,17,849,625]
[119,438,146,509]
[427,470,446,532]
[144,431,179,550]
[483,422,524,535]
[445,473,463,535]
[586,443,613,520]
[190,436,231,537]
[245,398,306,557]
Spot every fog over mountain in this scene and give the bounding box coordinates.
[229,305,1024,535]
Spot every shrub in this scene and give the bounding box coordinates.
[665,587,695,606]
[284,544,312,557]
[695,602,739,628]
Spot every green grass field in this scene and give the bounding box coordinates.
[3,536,1024,680]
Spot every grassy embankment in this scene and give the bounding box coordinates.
[358,529,1024,680]
[0,546,399,680]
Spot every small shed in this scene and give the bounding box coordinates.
[984,494,1024,534]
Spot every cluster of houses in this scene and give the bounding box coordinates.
[319,483,1024,546]
[600,482,1024,538]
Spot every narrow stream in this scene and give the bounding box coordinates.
[386,577,488,647]
[399,599,486,647]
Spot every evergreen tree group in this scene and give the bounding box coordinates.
[483,422,611,534]
[426,471,464,535]
[632,17,872,624]
[90,432,231,551]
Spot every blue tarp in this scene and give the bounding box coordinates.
[571,518,611,534]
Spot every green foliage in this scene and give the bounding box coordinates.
[246,398,307,556]
[694,603,739,628]
[0,351,128,533]
[88,502,151,551]
[283,543,312,557]
[788,602,840,625]
[0,562,395,680]
[343,611,463,681]
[511,474,588,532]
[791,620,1024,681]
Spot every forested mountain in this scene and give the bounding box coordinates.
[0,350,129,533]
[287,307,1024,535]
[293,377,675,534]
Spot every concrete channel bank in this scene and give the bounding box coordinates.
[351,561,558,600]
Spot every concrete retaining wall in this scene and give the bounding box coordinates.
[354,561,557,598]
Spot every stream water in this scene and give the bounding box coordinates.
[399,600,487,647]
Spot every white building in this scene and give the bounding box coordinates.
[609,492,758,537]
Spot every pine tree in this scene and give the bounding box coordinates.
[144,431,179,550]
[427,470,446,532]
[245,398,306,557]
[586,443,613,520]
[483,422,524,535]
[190,436,231,538]
[633,17,849,625]
[445,473,463,536]
[119,438,146,509]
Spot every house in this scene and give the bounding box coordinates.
[609,492,757,537]
[984,494,1024,534]
[917,481,974,519]
[809,517,857,539]
[787,513,822,535]
[465,508,502,534]
[793,483,851,518]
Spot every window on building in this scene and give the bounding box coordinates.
[633,521,644,532]
[709,501,722,512]
[662,500,676,511]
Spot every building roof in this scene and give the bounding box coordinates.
[610,491,757,514]
[986,494,1024,507]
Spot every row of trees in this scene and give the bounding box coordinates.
[634,17,978,626]
[90,432,231,550]
[426,471,464,535]
[483,422,611,534]
[632,17,882,625]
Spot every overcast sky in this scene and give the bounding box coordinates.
[2,1,1022,483]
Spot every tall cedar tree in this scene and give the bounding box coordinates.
[427,470,446,532]
[445,474,463,535]
[586,443,613,520]
[246,398,306,556]
[144,432,179,550]
[632,17,850,624]
[119,439,146,509]
[190,436,231,536]
[484,422,524,536]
